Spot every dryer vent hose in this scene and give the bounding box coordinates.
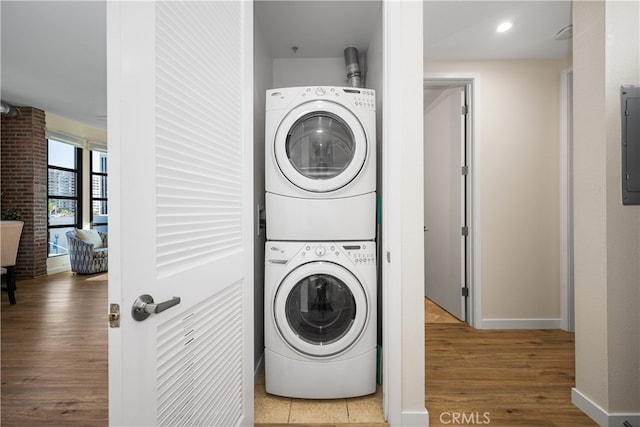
[344,47,363,88]
[1,100,20,118]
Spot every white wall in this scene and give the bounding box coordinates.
[425,59,567,327]
[383,1,428,425]
[398,3,426,420]
[572,0,640,423]
[273,57,348,88]
[253,19,272,376]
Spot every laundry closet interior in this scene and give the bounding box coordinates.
[252,0,385,418]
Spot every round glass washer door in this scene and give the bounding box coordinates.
[274,100,368,192]
[273,261,369,357]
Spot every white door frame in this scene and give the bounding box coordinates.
[560,66,574,332]
[424,73,481,328]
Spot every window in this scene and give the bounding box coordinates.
[91,151,108,233]
[48,139,82,257]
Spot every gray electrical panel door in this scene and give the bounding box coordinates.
[622,85,640,205]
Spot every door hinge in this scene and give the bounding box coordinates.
[461,166,469,176]
[461,105,469,115]
[109,303,120,328]
[461,226,469,236]
[462,287,469,297]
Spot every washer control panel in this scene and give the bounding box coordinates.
[299,243,376,264]
[342,243,376,264]
[267,242,376,266]
[301,244,333,259]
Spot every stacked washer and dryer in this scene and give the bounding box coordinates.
[264,84,377,399]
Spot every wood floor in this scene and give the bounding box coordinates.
[425,300,596,427]
[2,273,596,426]
[1,272,108,426]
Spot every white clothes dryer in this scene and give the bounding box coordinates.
[264,240,377,399]
[265,86,376,241]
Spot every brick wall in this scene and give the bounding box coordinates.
[1,107,48,278]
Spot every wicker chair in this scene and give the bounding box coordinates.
[66,230,108,274]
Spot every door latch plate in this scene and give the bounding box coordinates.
[109,303,121,328]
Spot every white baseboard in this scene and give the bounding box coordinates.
[401,408,429,426]
[46,255,70,275]
[479,318,562,329]
[572,387,640,427]
[254,351,264,384]
[47,265,71,275]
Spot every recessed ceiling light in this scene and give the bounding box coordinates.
[496,22,513,33]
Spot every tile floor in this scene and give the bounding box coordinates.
[254,370,384,424]
[424,298,462,324]
[254,299,453,425]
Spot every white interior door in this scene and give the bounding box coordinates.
[107,2,254,426]
[424,86,466,321]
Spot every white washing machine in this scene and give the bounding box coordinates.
[265,86,376,241]
[264,240,377,399]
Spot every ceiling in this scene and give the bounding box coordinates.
[254,1,382,58]
[1,1,107,129]
[424,1,571,60]
[0,1,571,132]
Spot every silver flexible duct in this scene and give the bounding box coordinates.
[344,46,363,88]
[1,101,20,118]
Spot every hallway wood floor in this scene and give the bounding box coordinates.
[425,300,596,427]
[2,273,596,426]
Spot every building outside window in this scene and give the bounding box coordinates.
[47,139,82,257]
[91,150,108,233]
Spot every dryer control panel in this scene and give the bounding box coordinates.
[340,88,376,111]
[267,86,376,112]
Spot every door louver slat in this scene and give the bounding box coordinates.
[157,281,243,426]
[156,1,243,279]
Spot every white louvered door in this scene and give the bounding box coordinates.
[107,2,253,426]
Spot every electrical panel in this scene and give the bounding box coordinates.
[621,85,640,205]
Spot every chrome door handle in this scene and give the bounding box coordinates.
[131,294,181,321]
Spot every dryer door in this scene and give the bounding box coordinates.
[273,261,369,357]
[274,100,368,192]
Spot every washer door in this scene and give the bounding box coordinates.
[274,100,367,192]
[273,261,368,357]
